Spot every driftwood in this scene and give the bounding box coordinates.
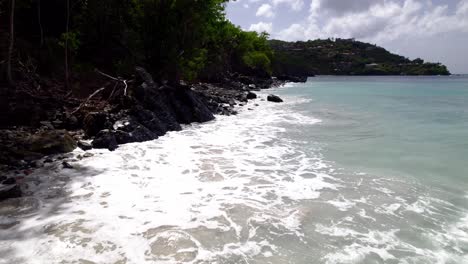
[70,87,106,115]
[70,69,134,115]
[95,68,131,96]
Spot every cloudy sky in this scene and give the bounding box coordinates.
[226,0,468,73]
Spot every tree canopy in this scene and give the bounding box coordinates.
[1,0,273,85]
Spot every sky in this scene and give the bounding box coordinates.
[226,0,468,73]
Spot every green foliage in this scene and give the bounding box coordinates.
[8,0,269,81]
[58,31,80,52]
[129,0,228,81]
[191,18,274,79]
[180,49,208,81]
[242,51,271,74]
[270,38,450,76]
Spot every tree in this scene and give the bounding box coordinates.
[65,0,70,89]
[37,0,43,47]
[133,0,229,82]
[6,0,15,86]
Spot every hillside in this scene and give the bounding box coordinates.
[270,38,450,76]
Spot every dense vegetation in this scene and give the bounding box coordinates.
[0,0,273,89]
[270,39,450,76]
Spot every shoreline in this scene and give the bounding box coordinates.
[0,71,301,200]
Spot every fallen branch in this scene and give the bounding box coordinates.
[95,68,132,97]
[107,82,119,101]
[95,68,120,81]
[123,79,128,96]
[70,87,105,115]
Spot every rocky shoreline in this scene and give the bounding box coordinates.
[0,69,304,201]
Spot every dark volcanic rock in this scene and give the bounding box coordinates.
[77,140,93,151]
[115,127,156,144]
[170,87,215,124]
[246,91,257,99]
[83,112,110,137]
[138,88,182,132]
[0,177,21,201]
[130,108,168,136]
[92,130,118,151]
[113,116,157,144]
[267,94,284,103]
[62,161,74,169]
[64,114,80,130]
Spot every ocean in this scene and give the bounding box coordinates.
[1,76,467,263]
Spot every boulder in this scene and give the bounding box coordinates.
[83,112,110,137]
[130,108,168,137]
[112,117,157,144]
[92,130,118,151]
[267,94,284,103]
[114,127,156,145]
[62,161,74,169]
[77,140,93,151]
[64,114,79,130]
[0,177,21,201]
[137,86,182,132]
[29,130,77,155]
[246,92,257,99]
[165,88,215,124]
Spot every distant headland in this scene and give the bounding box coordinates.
[270,38,450,76]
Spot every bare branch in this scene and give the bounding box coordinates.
[95,68,120,81]
[95,68,132,97]
[71,87,105,115]
[123,80,128,96]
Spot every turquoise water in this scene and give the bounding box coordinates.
[276,76,468,190]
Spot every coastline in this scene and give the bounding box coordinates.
[0,70,300,200]
[1,76,467,263]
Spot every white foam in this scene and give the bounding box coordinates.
[327,195,356,211]
[2,89,467,263]
[376,203,401,216]
[0,95,332,263]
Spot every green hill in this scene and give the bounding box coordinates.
[270,38,450,76]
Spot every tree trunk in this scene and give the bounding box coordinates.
[37,0,43,47]
[64,0,70,89]
[6,0,15,86]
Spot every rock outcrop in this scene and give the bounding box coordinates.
[267,94,284,103]
[0,68,286,168]
[84,69,285,151]
[247,92,257,99]
[0,176,21,201]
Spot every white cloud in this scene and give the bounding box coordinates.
[249,22,273,33]
[277,24,306,40]
[276,0,468,43]
[256,4,275,18]
[272,0,304,11]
